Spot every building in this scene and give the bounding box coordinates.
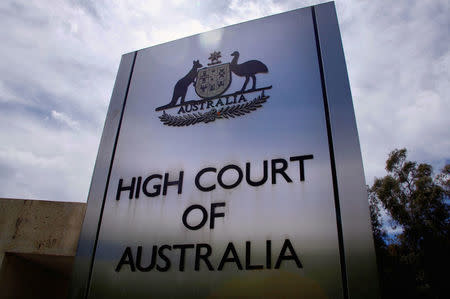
[0,198,85,299]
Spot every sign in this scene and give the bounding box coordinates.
[71,3,379,299]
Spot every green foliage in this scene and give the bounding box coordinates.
[369,148,449,298]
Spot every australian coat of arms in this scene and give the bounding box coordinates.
[155,50,272,127]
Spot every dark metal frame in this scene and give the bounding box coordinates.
[69,51,137,298]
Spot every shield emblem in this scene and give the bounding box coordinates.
[195,63,231,99]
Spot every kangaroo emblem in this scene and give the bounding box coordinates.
[159,60,203,109]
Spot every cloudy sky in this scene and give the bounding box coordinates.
[0,0,448,203]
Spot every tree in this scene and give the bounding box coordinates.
[369,149,449,298]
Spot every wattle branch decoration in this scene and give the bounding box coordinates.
[159,94,269,127]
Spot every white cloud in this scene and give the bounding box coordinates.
[0,108,98,202]
[223,0,285,23]
[51,110,80,130]
[338,0,450,182]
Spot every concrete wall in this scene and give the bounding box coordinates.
[0,198,86,299]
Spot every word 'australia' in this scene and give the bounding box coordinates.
[116,239,302,272]
[177,93,251,115]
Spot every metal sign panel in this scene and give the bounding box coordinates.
[71,2,379,298]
